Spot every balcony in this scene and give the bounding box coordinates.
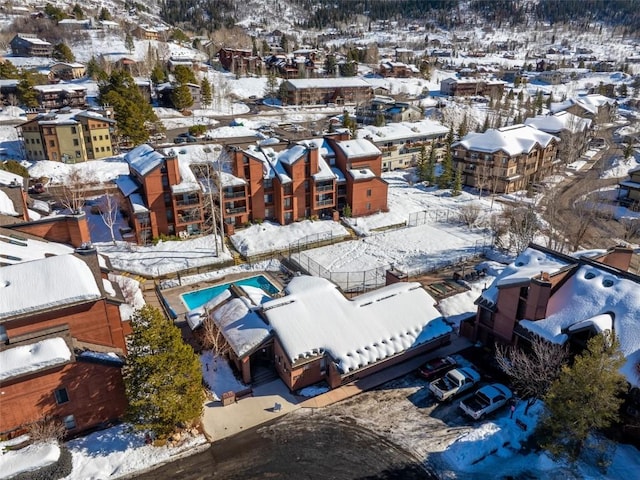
[316,198,334,207]
[175,196,201,206]
[226,206,247,214]
[223,190,246,199]
[177,214,202,224]
[316,183,333,192]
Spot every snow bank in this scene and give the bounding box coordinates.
[0,442,60,478]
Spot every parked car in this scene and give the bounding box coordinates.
[417,356,457,381]
[173,136,186,144]
[429,366,481,402]
[459,383,513,420]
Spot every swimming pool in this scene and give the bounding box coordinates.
[180,275,280,310]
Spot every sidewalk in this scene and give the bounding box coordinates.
[200,335,473,441]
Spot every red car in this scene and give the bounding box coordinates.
[417,356,457,381]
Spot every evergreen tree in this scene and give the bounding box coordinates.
[86,56,107,81]
[261,39,269,56]
[417,144,428,182]
[99,69,158,144]
[174,65,197,85]
[201,77,213,108]
[342,111,357,137]
[374,113,385,127]
[280,33,289,53]
[451,167,462,196]
[150,63,166,85]
[457,113,468,138]
[618,83,628,98]
[17,74,38,108]
[171,84,193,111]
[251,36,258,56]
[125,33,135,54]
[624,142,634,161]
[71,3,84,19]
[540,332,627,461]
[53,43,75,62]
[438,127,455,189]
[481,114,490,132]
[339,61,357,77]
[277,80,289,104]
[98,7,112,21]
[0,60,20,79]
[324,54,337,76]
[426,143,436,184]
[123,306,204,438]
[44,3,66,22]
[264,71,279,99]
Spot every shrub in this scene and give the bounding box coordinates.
[27,417,66,443]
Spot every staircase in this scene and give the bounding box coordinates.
[252,366,278,386]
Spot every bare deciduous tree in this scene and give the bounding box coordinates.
[60,170,89,214]
[619,217,640,243]
[458,202,482,227]
[500,204,540,253]
[495,336,569,415]
[99,192,119,245]
[202,315,231,372]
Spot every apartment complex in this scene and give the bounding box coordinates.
[33,84,87,109]
[9,33,53,57]
[0,228,129,437]
[17,108,116,162]
[355,96,424,125]
[219,132,388,232]
[618,166,640,210]
[282,78,373,106]
[452,124,559,194]
[116,145,204,244]
[440,77,506,98]
[359,119,449,171]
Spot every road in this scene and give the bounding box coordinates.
[135,415,435,480]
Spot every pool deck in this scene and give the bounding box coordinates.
[159,272,284,322]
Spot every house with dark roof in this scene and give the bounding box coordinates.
[0,230,129,438]
[116,145,204,244]
[282,78,374,106]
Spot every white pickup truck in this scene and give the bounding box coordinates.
[428,366,481,402]
[459,383,513,420]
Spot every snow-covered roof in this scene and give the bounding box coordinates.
[211,287,273,358]
[313,156,337,181]
[0,255,102,319]
[0,231,74,264]
[286,78,372,89]
[453,124,558,156]
[520,263,640,387]
[349,168,376,180]
[0,337,72,382]
[115,174,139,197]
[335,138,381,159]
[478,246,572,307]
[278,144,306,165]
[0,190,18,216]
[359,119,449,144]
[0,169,24,187]
[524,111,591,134]
[262,276,451,374]
[124,144,165,177]
[129,193,148,213]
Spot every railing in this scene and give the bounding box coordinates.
[223,191,246,199]
[316,184,333,192]
[175,198,200,206]
[316,199,334,206]
[226,206,247,214]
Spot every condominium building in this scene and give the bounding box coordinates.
[17,108,116,162]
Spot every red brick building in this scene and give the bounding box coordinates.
[0,230,128,437]
[220,133,388,231]
[117,145,204,244]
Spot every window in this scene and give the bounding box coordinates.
[304,180,309,192]
[93,136,97,141]
[264,194,273,204]
[63,415,76,430]
[162,176,169,188]
[54,388,69,404]
[99,135,103,141]
[166,210,174,221]
[71,127,77,134]
[106,146,110,151]
[73,139,79,146]
[49,140,55,147]
[263,178,273,189]
[366,202,371,210]
[284,197,292,209]
[366,189,372,197]
[100,146,105,152]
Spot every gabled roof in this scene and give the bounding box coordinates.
[262,276,451,374]
[0,337,72,382]
[124,144,165,177]
[453,124,558,156]
[524,111,591,134]
[115,174,139,197]
[519,261,640,388]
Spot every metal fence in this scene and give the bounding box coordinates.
[407,208,459,227]
[242,230,349,263]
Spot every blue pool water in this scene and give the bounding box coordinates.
[180,275,279,310]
